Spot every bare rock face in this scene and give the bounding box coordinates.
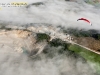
[0,30,32,53]
[0,29,47,56]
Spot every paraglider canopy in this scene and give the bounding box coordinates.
[77,18,92,26]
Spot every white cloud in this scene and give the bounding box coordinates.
[0,0,99,75]
[0,0,99,30]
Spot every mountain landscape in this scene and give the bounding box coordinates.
[0,0,100,75]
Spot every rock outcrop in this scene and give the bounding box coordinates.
[0,29,47,57]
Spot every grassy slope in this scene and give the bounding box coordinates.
[68,44,100,74]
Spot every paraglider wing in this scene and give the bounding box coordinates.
[77,18,92,26]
